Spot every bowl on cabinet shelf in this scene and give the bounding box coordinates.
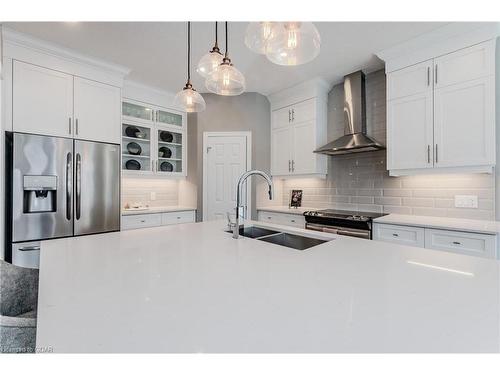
[158,146,172,158]
[159,131,174,143]
[127,142,142,155]
[125,159,141,170]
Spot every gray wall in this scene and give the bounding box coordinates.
[187,92,271,221]
[281,70,495,220]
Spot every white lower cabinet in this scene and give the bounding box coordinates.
[161,211,195,225]
[121,213,162,230]
[257,211,305,228]
[373,224,425,248]
[373,223,497,259]
[424,228,496,259]
[122,210,195,231]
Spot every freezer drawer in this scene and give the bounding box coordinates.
[12,241,41,269]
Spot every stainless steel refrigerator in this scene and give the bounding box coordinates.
[5,132,121,268]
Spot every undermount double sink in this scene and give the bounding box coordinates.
[227,226,329,250]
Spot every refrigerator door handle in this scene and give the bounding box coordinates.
[66,152,72,221]
[76,153,82,220]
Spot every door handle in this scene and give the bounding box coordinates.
[427,67,430,86]
[18,246,40,252]
[435,144,438,163]
[68,117,72,134]
[291,160,295,172]
[288,160,291,172]
[288,109,291,122]
[75,119,79,136]
[427,145,431,164]
[292,109,295,121]
[66,152,72,221]
[435,65,438,84]
[76,153,81,220]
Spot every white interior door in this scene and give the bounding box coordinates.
[204,134,249,221]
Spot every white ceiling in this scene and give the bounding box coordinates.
[4,22,449,95]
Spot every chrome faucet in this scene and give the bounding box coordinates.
[230,170,274,239]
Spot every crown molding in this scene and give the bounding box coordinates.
[267,77,332,110]
[122,79,178,109]
[2,27,130,86]
[377,22,500,72]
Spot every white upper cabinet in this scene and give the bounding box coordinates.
[385,40,496,175]
[12,60,122,144]
[74,77,121,144]
[387,60,432,100]
[433,76,494,167]
[13,61,74,138]
[269,80,329,177]
[271,126,293,175]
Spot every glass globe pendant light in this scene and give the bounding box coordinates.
[244,22,277,54]
[265,22,321,66]
[173,22,206,113]
[196,22,223,78]
[205,22,246,96]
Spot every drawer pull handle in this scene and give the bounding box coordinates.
[452,241,461,245]
[140,220,146,223]
[291,220,296,223]
[392,233,399,237]
[177,217,181,219]
[267,217,272,219]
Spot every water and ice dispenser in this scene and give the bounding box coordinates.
[23,175,57,213]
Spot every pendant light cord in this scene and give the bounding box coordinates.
[225,21,228,58]
[215,22,218,47]
[187,21,191,82]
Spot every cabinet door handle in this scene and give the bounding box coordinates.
[288,160,291,172]
[452,241,461,245]
[427,67,430,86]
[291,160,295,172]
[427,145,431,164]
[435,144,438,163]
[288,109,291,122]
[292,109,295,121]
[435,65,438,84]
[75,119,79,136]
[68,117,72,134]
[392,233,399,237]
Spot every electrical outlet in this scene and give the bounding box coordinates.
[454,195,478,208]
[150,192,156,201]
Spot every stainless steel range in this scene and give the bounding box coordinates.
[303,209,387,239]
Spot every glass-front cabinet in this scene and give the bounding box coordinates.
[122,99,187,176]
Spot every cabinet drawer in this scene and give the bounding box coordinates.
[161,210,195,225]
[424,228,497,259]
[257,211,305,228]
[121,213,162,230]
[373,223,425,248]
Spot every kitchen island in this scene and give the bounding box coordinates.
[36,220,500,353]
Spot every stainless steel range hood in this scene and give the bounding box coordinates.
[314,71,385,156]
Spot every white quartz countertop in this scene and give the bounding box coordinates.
[374,213,500,235]
[122,206,196,216]
[256,206,318,215]
[37,220,500,353]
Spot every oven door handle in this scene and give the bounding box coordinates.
[337,229,370,239]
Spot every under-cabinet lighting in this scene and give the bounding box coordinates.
[407,260,474,277]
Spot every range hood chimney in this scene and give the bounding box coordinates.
[314,71,385,156]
